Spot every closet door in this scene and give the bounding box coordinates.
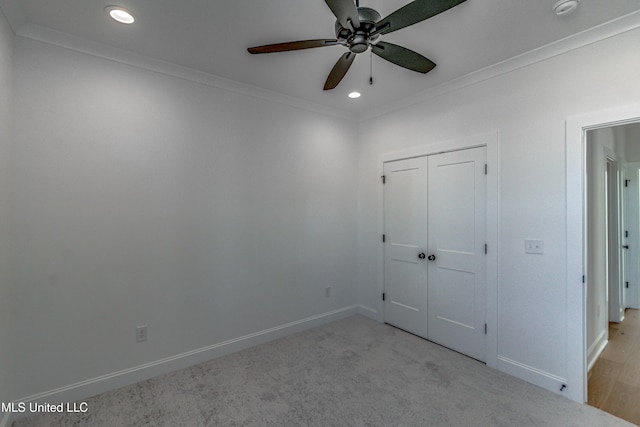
[383,157,428,337]
[383,146,487,362]
[427,147,487,362]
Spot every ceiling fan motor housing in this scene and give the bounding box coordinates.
[335,7,381,53]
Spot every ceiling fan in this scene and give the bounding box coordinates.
[248,0,467,90]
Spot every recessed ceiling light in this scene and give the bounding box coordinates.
[553,0,579,16]
[348,92,361,99]
[105,6,135,24]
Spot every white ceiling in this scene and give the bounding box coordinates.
[2,0,640,116]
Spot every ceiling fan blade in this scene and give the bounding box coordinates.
[248,39,339,54]
[375,0,466,35]
[325,0,360,30]
[324,52,356,90]
[371,42,436,73]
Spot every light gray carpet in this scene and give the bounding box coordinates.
[13,315,633,426]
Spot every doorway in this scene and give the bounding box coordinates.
[585,131,623,371]
[585,123,640,422]
[566,102,640,403]
[383,146,487,362]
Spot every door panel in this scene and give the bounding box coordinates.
[430,159,476,253]
[427,147,487,361]
[432,268,476,328]
[383,157,428,337]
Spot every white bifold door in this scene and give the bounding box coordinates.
[383,147,487,362]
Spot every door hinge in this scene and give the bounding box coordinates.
[626,230,629,238]
[484,323,487,335]
[582,275,586,284]
[382,234,386,243]
[381,175,386,184]
[625,179,630,187]
[626,281,630,289]
[382,292,386,301]
[484,244,488,254]
[484,164,488,175]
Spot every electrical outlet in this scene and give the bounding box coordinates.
[136,325,148,343]
[524,239,544,254]
[325,287,332,298]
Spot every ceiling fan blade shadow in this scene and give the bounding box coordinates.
[248,39,339,54]
[324,52,356,90]
[371,42,436,73]
[325,0,360,30]
[376,0,466,35]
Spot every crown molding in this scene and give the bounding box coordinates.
[13,22,358,123]
[358,10,640,122]
[0,0,26,33]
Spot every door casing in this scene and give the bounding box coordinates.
[566,102,640,403]
[623,163,640,310]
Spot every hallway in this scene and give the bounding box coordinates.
[589,309,640,425]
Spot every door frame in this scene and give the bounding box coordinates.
[623,162,640,310]
[566,102,640,403]
[605,153,624,324]
[377,132,499,368]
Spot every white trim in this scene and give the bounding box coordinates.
[566,102,640,403]
[9,306,358,420]
[497,356,568,394]
[380,133,495,164]
[360,10,640,121]
[604,148,623,324]
[587,330,607,372]
[485,134,500,369]
[623,162,640,310]
[0,0,26,33]
[13,23,356,123]
[356,304,378,320]
[378,132,499,369]
[0,412,11,427]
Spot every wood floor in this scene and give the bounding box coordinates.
[589,308,640,425]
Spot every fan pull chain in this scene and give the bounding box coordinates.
[369,51,374,85]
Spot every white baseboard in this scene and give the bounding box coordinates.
[356,304,379,321]
[496,356,568,396]
[587,330,608,372]
[10,305,358,420]
[0,412,12,427]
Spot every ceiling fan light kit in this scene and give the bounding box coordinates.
[248,0,466,90]
[553,0,579,16]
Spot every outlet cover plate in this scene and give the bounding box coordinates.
[136,325,148,343]
[525,239,544,254]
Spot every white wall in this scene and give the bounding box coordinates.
[357,26,640,395]
[614,127,627,162]
[10,36,358,400]
[0,7,14,407]
[625,124,640,161]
